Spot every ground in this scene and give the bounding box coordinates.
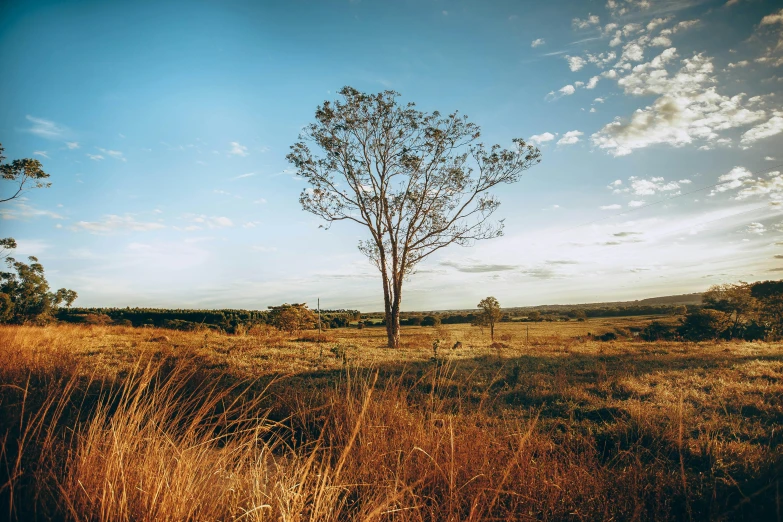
[0,318,781,521]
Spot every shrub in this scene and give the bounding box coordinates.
[640,321,678,341]
[421,315,441,327]
[678,309,732,342]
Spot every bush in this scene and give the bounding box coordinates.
[421,315,441,327]
[597,332,617,342]
[678,309,732,342]
[640,321,678,341]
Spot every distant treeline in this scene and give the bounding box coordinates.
[56,302,696,333]
[57,307,361,333]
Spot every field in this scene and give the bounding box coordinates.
[1,319,781,521]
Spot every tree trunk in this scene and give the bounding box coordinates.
[386,306,401,348]
[490,322,495,341]
[384,281,402,348]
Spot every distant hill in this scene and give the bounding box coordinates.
[411,293,703,315]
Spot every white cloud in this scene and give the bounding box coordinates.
[621,42,645,62]
[727,60,749,69]
[760,8,783,26]
[766,156,777,161]
[559,84,576,96]
[531,38,545,47]
[586,75,601,89]
[593,53,768,156]
[565,55,586,71]
[188,215,234,229]
[646,16,672,32]
[600,204,622,210]
[586,51,616,68]
[97,148,126,161]
[746,222,766,235]
[557,130,583,145]
[628,200,646,207]
[65,142,80,150]
[228,142,249,157]
[741,112,783,145]
[234,172,257,179]
[33,151,49,159]
[25,115,67,139]
[573,14,600,29]
[735,171,783,202]
[628,176,686,195]
[73,214,166,234]
[529,132,556,145]
[650,35,672,47]
[0,201,65,221]
[253,198,268,204]
[86,154,104,161]
[711,166,753,194]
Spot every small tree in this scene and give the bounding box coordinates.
[528,311,541,322]
[475,296,503,340]
[678,309,732,342]
[55,288,78,309]
[421,315,441,327]
[268,303,317,334]
[750,280,783,339]
[0,256,76,324]
[702,283,755,339]
[288,87,541,348]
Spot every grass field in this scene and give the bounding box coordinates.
[1,319,781,521]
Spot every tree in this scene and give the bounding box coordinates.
[268,303,317,334]
[55,288,78,309]
[421,315,441,327]
[702,282,755,339]
[475,296,503,340]
[528,311,541,322]
[678,309,732,342]
[1,143,51,204]
[288,87,541,347]
[1,143,51,260]
[0,255,76,324]
[749,280,783,339]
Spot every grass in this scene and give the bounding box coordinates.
[0,320,781,520]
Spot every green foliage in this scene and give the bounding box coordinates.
[421,315,440,327]
[288,87,541,347]
[640,321,678,341]
[0,256,76,324]
[678,309,733,342]
[474,296,503,340]
[1,143,51,204]
[268,303,317,333]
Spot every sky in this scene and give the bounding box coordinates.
[1,0,783,311]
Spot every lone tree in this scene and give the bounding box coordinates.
[268,303,317,334]
[475,296,503,341]
[288,87,541,348]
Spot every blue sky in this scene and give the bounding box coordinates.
[2,0,783,311]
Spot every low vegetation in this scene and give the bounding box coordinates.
[1,320,780,520]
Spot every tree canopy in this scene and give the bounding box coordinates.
[288,87,540,347]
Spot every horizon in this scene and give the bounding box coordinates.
[2,0,783,311]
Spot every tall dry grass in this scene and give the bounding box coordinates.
[1,324,781,520]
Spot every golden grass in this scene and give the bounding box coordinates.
[0,321,781,520]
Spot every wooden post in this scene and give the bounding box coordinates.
[527,325,529,345]
[318,298,321,336]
